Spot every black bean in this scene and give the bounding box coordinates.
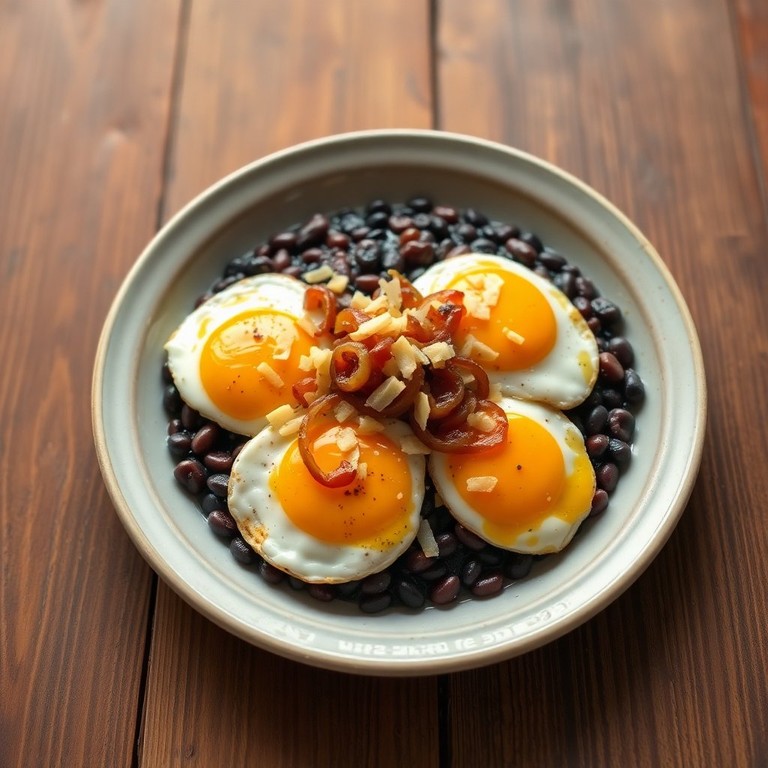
[301,247,324,264]
[381,247,406,272]
[354,274,381,293]
[461,559,482,587]
[167,418,184,436]
[404,548,438,574]
[230,537,256,564]
[388,214,413,234]
[575,276,597,299]
[244,255,275,275]
[608,408,635,442]
[396,578,426,609]
[335,580,360,598]
[283,265,303,278]
[167,431,192,457]
[479,549,504,566]
[592,297,622,326]
[606,337,634,367]
[308,584,336,602]
[191,423,220,455]
[181,404,203,431]
[608,438,632,470]
[519,231,543,252]
[297,214,329,249]
[174,459,207,494]
[203,451,233,473]
[408,196,433,213]
[401,239,434,266]
[420,563,448,582]
[489,222,517,242]
[470,238,497,254]
[259,560,285,584]
[586,433,610,458]
[430,575,461,605]
[624,368,645,404]
[367,199,392,215]
[464,208,488,227]
[163,385,182,416]
[505,554,534,580]
[207,508,238,538]
[433,205,459,223]
[288,577,306,591]
[366,211,390,229]
[602,388,624,409]
[599,352,625,383]
[412,213,432,230]
[436,532,458,558]
[269,231,298,252]
[428,215,449,240]
[354,243,381,273]
[360,593,392,613]
[471,571,504,597]
[329,254,353,277]
[361,571,391,595]
[573,295,593,319]
[326,230,351,250]
[455,222,477,241]
[206,473,230,498]
[504,238,537,267]
[586,405,609,435]
[597,463,619,493]
[455,523,487,551]
[272,249,291,272]
[587,316,602,335]
[590,488,610,517]
[554,271,577,298]
[539,248,567,271]
[201,492,224,514]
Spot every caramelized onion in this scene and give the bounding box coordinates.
[426,367,465,419]
[303,285,336,336]
[411,398,508,453]
[447,356,490,400]
[334,307,370,335]
[388,271,424,309]
[292,376,318,408]
[331,341,372,392]
[298,394,358,487]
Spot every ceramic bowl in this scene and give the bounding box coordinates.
[92,130,706,675]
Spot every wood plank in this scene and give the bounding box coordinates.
[0,0,181,766]
[437,0,768,765]
[732,0,768,202]
[139,2,437,765]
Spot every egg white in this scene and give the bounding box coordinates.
[413,254,598,409]
[165,273,315,436]
[429,397,595,554]
[227,418,426,584]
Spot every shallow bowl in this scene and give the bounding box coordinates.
[92,130,706,675]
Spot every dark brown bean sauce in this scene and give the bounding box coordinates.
[161,197,646,613]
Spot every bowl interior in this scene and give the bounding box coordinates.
[94,131,704,675]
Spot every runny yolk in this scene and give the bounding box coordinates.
[200,309,315,421]
[448,266,557,372]
[270,431,414,549]
[446,413,594,547]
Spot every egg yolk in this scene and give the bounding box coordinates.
[445,413,594,548]
[447,265,557,372]
[199,309,316,421]
[270,431,414,550]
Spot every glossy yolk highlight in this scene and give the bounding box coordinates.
[446,413,594,548]
[200,309,315,420]
[448,266,557,371]
[270,431,414,549]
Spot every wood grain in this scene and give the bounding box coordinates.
[0,1,181,766]
[139,2,437,765]
[438,0,768,765]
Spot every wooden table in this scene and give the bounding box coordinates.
[3,1,767,765]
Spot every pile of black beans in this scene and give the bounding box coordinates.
[162,197,645,613]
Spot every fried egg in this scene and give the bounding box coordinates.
[429,397,595,554]
[413,254,598,409]
[165,274,327,436]
[227,416,426,583]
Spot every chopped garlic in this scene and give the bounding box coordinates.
[356,461,368,480]
[333,400,357,423]
[414,391,430,431]
[335,427,358,453]
[266,404,298,429]
[379,276,402,314]
[365,376,406,411]
[278,416,304,437]
[466,476,498,493]
[421,341,455,367]
[350,291,371,310]
[467,411,497,433]
[392,335,418,379]
[302,263,334,284]
[460,334,499,362]
[256,362,284,389]
[357,415,386,434]
[326,273,349,294]
[489,383,503,403]
[349,312,392,341]
[503,326,525,345]
[416,519,439,558]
